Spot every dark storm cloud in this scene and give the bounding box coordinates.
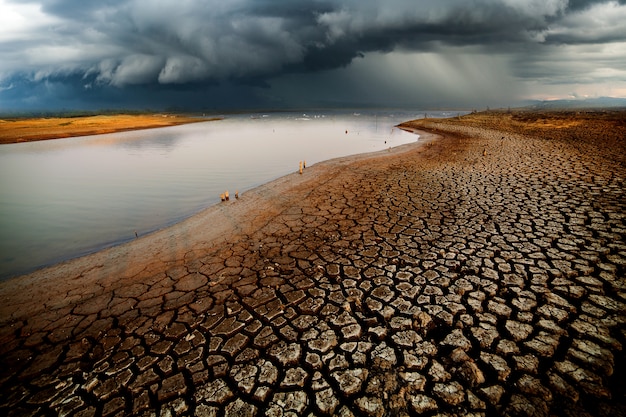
[3,0,564,81]
[1,0,625,110]
[540,1,626,44]
[567,0,626,10]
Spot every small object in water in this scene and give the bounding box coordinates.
[225,190,229,201]
[135,230,138,238]
[345,130,348,134]
[235,190,239,199]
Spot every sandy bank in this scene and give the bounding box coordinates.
[0,114,214,144]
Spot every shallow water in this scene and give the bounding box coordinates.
[0,110,459,279]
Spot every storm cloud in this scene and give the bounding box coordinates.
[1,0,625,110]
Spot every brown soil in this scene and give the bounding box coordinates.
[0,114,214,144]
[400,109,626,166]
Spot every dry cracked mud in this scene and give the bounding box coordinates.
[1,110,625,416]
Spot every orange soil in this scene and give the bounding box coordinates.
[0,114,214,144]
[403,109,626,139]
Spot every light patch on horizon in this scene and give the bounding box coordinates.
[501,0,568,16]
[0,1,58,42]
[540,1,626,43]
[512,40,626,98]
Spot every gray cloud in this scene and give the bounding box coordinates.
[1,0,625,110]
[541,1,626,43]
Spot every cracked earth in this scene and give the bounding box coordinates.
[1,111,625,416]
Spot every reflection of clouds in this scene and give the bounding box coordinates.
[88,124,212,153]
[118,132,181,153]
[4,124,205,154]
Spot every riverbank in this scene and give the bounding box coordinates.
[0,111,419,280]
[1,110,625,416]
[0,133,436,319]
[0,114,213,144]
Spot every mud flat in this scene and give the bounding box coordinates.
[0,114,211,144]
[0,110,625,416]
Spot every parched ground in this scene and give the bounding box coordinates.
[0,110,624,416]
[0,114,211,144]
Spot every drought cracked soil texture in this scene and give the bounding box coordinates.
[0,110,625,416]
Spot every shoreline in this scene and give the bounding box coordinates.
[0,126,425,283]
[0,130,439,320]
[0,114,214,144]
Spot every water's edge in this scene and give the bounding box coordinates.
[3,128,438,289]
[1,110,460,280]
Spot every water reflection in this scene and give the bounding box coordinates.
[0,110,458,280]
[119,131,183,153]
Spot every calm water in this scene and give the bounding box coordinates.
[0,110,458,279]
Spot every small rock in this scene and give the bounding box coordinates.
[332,368,368,396]
[479,385,505,406]
[315,388,339,415]
[371,342,397,370]
[355,396,385,417]
[480,352,511,381]
[225,398,258,416]
[433,381,465,405]
[505,320,534,342]
[410,394,438,414]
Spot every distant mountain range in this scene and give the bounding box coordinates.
[524,97,626,110]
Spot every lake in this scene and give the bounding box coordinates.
[0,110,459,280]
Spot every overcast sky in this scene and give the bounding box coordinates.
[1,0,625,111]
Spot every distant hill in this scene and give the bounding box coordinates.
[525,97,626,110]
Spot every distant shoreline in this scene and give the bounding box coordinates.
[0,114,217,144]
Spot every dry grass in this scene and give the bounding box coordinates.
[408,109,626,138]
[0,114,213,144]
[400,109,626,167]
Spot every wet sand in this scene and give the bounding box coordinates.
[0,114,212,144]
[0,110,625,416]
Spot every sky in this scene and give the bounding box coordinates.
[1,0,625,112]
